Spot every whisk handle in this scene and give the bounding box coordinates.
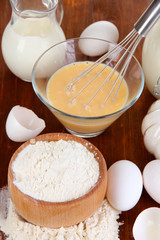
[134,0,160,37]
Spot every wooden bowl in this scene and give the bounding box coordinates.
[8,133,107,228]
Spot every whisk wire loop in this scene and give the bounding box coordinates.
[72,30,142,108]
[67,29,137,93]
[102,32,143,106]
[110,34,143,104]
[67,31,135,90]
[67,0,160,108]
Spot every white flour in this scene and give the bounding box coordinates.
[12,140,99,202]
[0,187,121,240]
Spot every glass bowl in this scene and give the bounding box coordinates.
[32,38,144,138]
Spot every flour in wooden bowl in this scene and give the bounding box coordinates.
[0,187,121,240]
[12,140,100,202]
[8,133,107,228]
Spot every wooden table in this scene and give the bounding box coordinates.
[0,0,158,239]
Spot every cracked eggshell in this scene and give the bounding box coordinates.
[143,123,160,156]
[6,105,46,142]
[133,207,160,240]
[79,21,119,57]
[143,160,160,204]
[142,99,160,158]
[141,109,160,135]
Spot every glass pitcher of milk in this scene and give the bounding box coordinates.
[1,0,66,82]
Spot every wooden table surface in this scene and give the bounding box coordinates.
[0,0,159,239]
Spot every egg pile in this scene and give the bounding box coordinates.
[105,99,160,240]
[106,159,160,240]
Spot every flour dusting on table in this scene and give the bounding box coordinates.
[0,187,121,240]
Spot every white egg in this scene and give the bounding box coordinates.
[143,160,160,204]
[6,105,45,142]
[106,160,143,211]
[79,21,119,56]
[133,207,160,240]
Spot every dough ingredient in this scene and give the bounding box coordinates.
[12,140,99,202]
[0,187,121,240]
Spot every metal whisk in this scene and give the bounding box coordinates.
[67,0,160,108]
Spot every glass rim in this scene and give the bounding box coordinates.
[32,37,145,120]
[9,0,58,17]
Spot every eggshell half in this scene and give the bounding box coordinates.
[79,21,119,57]
[141,109,160,135]
[143,123,160,157]
[6,105,45,142]
[143,160,160,204]
[106,160,143,211]
[133,207,160,240]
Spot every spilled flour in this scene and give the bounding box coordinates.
[0,187,121,240]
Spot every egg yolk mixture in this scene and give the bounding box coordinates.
[47,61,128,117]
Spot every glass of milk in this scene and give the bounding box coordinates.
[1,0,66,82]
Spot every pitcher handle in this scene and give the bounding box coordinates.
[154,76,160,97]
[56,0,64,25]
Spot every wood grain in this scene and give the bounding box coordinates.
[0,0,158,239]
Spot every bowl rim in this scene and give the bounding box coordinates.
[32,37,145,120]
[8,132,107,206]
